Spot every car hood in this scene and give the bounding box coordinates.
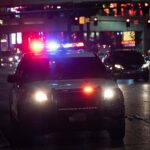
[25,78,118,91]
[113,61,143,69]
[112,56,144,69]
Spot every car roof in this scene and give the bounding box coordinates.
[111,50,140,53]
[22,50,97,60]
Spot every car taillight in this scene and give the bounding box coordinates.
[83,86,94,94]
[75,42,84,47]
[29,40,44,53]
[62,42,84,48]
[46,41,60,51]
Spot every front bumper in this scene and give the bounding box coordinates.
[18,96,124,134]
[112,69,149,79]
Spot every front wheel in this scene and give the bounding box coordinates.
[108,117,125,141]
[143,74,149,82]
[10,115,35,146]
[9,105,35,146]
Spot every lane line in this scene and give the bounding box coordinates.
[126,114,150,124]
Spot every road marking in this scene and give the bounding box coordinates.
[144,100,150,103]
[126,114,150,124]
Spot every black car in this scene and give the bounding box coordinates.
[7,49,125,143]
[102,50,149,82]
[0,51,21,68]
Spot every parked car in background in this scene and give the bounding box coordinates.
[102,50,149,82]
[0,51,22,68]
[144,52,150,69]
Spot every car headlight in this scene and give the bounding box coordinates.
[103,88,115,100]
[8,57,13,62]
[34,91,48,103]
[114,64,124,70]
[14,55,19,60]
[0,58,3,62]
[142,62,149,69]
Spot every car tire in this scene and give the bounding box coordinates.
[9,101,34,146]
[143,74,149,82]
[10,114,35,146]
[108,91,125,141]
[108,117,125,141]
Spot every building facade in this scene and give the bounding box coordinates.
[0,0,149,53]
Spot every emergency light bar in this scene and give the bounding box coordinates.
[62,42,84,48]
[46,41,60,51]
[29,39,44,53]
[29,39,85,53]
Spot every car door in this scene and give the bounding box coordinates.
[11,58,26,117]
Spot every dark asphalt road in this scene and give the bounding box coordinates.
[0,67,150,150]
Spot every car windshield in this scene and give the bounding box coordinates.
[111,51,144,65]
[23,57,108,82]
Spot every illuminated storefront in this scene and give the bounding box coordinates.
[122,31,135,47]
[0,1,149,52]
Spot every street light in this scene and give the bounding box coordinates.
[93,16,98,26]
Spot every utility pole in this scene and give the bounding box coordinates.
[86,20,90,43]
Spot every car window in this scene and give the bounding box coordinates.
[20,57,108,82]
[23,58,50,82]
[50,57,107,80]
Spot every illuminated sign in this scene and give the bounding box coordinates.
[122,31,135,47]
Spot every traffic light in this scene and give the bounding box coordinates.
[126,18,130,27]
[142,2,149,15]
[147,19,150,28]
[93,16,98,26]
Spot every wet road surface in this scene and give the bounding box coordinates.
[0,67,150,149]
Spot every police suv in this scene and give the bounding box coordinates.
[7,40,125,142]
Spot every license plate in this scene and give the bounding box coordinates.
[69,113,87,122]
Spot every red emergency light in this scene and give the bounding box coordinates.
[75,42,84,47]
[29,39,44,53]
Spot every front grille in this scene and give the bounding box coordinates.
[58,106,98,111]
[55,89,100,109]
[124,65,140,70]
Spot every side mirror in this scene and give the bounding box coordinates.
[7,74,18,83]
